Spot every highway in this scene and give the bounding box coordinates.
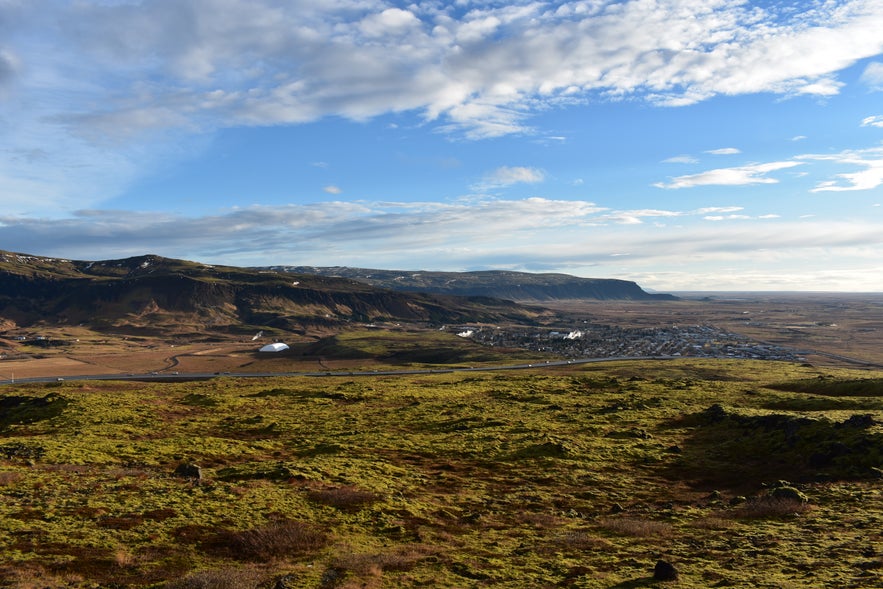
[0,356,676,386]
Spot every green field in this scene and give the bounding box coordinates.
[1,359,882,588]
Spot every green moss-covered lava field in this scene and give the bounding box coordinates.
[2,359,883,588]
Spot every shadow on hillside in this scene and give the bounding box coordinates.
[661,404,883,491]
[0,393,69,432]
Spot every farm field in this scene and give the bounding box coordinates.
[1,359,882,587]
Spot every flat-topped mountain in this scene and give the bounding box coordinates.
[266,267,677,302]
[0,251,548,336]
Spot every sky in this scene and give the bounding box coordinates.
[1,0,883,292]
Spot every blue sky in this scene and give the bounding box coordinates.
[1,1,882,291]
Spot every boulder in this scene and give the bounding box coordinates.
[174,462,202,480]
[770,485,808,503]
[653,560,678,581]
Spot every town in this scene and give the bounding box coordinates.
[459,322,804,362]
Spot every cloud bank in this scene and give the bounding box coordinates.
[1,197,879,290]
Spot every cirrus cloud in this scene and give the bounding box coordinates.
[705,147,741,155]
[654,161,804,189]
[473,166,546,191]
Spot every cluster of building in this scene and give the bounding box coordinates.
[462,323,802,361]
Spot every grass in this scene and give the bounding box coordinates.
[730,496,812,519]
[306,328,540,367]
[599,517,674,538]
[770,377,883,397]
[0,359,881,587]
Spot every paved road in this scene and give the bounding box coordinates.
[0,356,676,386]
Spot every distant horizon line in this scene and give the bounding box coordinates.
[665,290,883,295]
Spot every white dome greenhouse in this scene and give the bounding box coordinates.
[258,342,289,353]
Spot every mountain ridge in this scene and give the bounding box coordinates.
[265,266,677,302]
[0,251,549,336]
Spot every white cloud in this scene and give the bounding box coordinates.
[693,206,744,215]
[323,185,342,194]
[474,166,545,190]
[705,147,741,155]
[0,198,606,263]
[655,161,804,189]
[704,214,751,221]
[860,61,883,90]
[800,147,883,192]
[662,155,698,164]
[861,115,883,128]
[600,209,682,225]
[359,8,421,38]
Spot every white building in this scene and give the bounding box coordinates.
[259,342,289,353]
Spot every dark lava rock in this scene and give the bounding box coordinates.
[702,403,727,422]
[769,485,808,503]
[840,414,876,429]
[653,559,679,581]
[173,462,202,480]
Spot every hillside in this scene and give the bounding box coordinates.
[0,251,549,337]
[1,360,882,587]
[268,266,677,301]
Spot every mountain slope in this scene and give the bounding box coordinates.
[0,252,548,336]
[267,267,677,302]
